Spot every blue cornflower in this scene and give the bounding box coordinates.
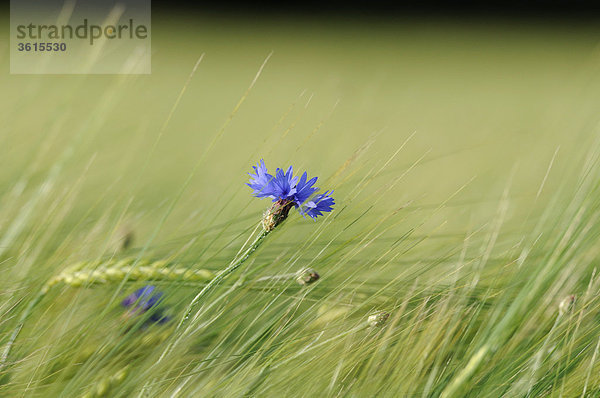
[247,160,334,230]
[121,285,169,325]
[122,285,163,311]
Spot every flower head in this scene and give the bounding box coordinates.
[122,285,163,312]
[121,285,169,325]
[559,294,576,315]
[296,268,320,286]
[247,160,334,230]
[368,311,390,327]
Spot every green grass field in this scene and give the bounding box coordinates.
[2,16,600,397]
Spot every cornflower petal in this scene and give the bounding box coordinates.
[270,166,297,200]
[246,159,277,198]
[303,190,335,219]
[292,171,318,206]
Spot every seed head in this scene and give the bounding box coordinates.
[296,268,320,285]
[559,294,576,315]
[112,366,129,383]
[368,311,390,327]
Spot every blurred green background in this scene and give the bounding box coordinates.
[3,17,600,240]
[2,18,599,266]
[2,15,600,396]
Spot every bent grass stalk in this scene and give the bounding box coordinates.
[178,227,269,327]
[0,291,45,373]
[0,246,309,376]
[136,225,271,397]
[148,226,271,369]
[0,259,214,373]
[269,313,388,373]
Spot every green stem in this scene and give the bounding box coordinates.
[0,227,270,377]
[0,291,46,372]
[137,227,272,398]
[177,227,270,328]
